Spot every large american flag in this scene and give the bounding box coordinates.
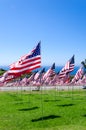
[59,55,75,78]
[4,42,41,78]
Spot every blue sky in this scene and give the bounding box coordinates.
[0,0,86,66]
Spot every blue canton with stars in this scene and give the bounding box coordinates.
[27,42,41,59]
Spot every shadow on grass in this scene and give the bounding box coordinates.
[44,99,60,102]
[15,101,30,105]
[7,93,23,101]
[57,103,74,107]
[63,96,71,98]
[31,115,61,122]
[18,106,39,111]
[82,114,86,117]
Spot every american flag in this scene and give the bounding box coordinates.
[34,68,45,81]
[28,71,38,83]
[43,63,56,85]
[32,68,45,86]
[0,42,41,84]
[43,63,55,80]
[0,72,15,83]
[71,67,84,82]
[7,42,41,77]
[59,55,75,78]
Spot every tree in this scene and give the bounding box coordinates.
[81,59,86,68]
[0,69,6,76]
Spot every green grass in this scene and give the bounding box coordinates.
[0,89,86,130]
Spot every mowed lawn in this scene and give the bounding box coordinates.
[0,88,86,130]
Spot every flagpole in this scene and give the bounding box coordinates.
[28,74,33,108]
[39,42,44,122]
[71,85,74,100]
[68,73,70,98]
[55,85,57,101]
[28,84,31,108]
[40,84,44,122]
[40,68,44,122]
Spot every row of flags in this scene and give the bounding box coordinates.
[2,61,86,87]
[0,41,86,86]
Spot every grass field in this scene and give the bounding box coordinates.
[0,89,86,130]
